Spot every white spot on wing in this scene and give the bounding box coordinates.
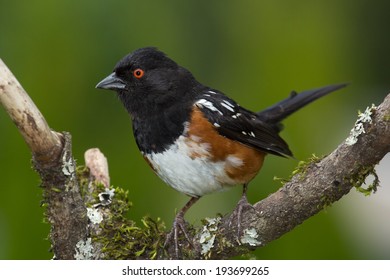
[213,122,221,128]
[196,99,223,115]
[207,90,217,94]
[222,100,235,108]
[241,131,255,137]
[232,113,242,119]
[220,102,235,112]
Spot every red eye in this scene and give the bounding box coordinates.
[133,68,144,79]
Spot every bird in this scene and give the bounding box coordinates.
[96,47,346,258]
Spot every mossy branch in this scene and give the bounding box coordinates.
[1,58,389,260]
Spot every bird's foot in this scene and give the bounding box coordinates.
[164,212,195,259]
[228,194,256,243]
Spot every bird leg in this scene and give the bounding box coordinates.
[164,196,200,259]
[228,183,256,242]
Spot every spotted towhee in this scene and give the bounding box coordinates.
[96,47,346,257]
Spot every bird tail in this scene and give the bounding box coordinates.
[257,83,348,124]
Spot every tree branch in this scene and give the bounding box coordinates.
[0,59,62,166]
[1,58,389,260]
[0,59,88,259]
[211,98,389,259]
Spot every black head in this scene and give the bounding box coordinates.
[96,47,199,117]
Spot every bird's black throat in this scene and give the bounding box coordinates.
[117,88,196,154]
[131,106,192,154]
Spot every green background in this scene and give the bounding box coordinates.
[0,0,389,259]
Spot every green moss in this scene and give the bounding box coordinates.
[274,154,324,184]
[384,114,390,122]
[76,165,90,199]
[92,185,165,259]
[346,164,379,196]
[75,165,166,259]
[95,213,166,259]
[50,187,62,193]
[319,194,334,210]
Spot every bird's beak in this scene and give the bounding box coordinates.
[96,72,126,90]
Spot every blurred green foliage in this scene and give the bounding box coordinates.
[0,0,389,259]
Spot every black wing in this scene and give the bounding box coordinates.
[194,89,293,157]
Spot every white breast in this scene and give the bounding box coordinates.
[144,134,243,197]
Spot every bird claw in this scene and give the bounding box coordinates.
[228,194,256,243]
[164,213,195,259]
